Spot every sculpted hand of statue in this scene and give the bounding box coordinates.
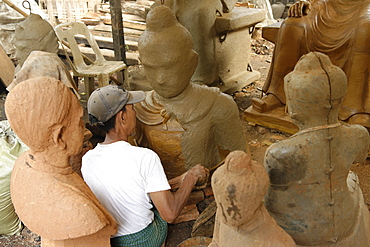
[288,0,311,17]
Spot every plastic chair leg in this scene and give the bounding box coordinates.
[84,77,95,98]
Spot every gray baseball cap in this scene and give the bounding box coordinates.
[87,85,145,126]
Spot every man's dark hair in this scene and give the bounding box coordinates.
[89,106,126,133]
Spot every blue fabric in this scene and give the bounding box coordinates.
[110,209,167,247]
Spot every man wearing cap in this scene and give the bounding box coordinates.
[81,85,208,247]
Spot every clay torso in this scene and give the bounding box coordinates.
[265,124,369,245]
[160,84,245,170]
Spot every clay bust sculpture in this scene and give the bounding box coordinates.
[264,52,370,246]
[210,150,296,247]
[252,0,370,127]
[5,77,116,246]
[137,5,246,171]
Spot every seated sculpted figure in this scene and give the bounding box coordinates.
[210,150,296,247]
[137,5,246,172]
[252,0,370,127]
[264,52,370,246]
[5,77,117,246]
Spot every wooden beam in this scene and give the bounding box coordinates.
[109,0,126,64]
[244,106,299,135]
[58,46,139,66]
[2,0,28,17]
[109,0,126,86]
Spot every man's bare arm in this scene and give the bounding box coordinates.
[150,165,208,223]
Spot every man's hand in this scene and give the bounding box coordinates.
[288,0,311,17]
[186,164,209,186]
[168,164,209,190]
[150,164,209,223]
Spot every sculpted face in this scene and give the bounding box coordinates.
[5,77,83,154]
[138,5,198,98]
[142,50,198,98]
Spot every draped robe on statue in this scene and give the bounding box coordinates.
[262,0,370,125]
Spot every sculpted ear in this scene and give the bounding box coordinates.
[51,124,66,150]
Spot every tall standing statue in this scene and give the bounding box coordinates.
[5,77,117,246]
[210,150,296,247]
[252,0,370,127]
[264,52,370,246]
[137,5,246,171]
[151,0,265,92]
[152,0,224,86]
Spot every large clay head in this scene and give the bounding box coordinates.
[138,5,198,98]
[284,52,347,126]
[5,77,84,155]
[14,14,59,67]
[212,151,269,227]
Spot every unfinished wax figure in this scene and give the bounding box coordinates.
[5,77,116,247]
[264,52,370,246]
[137,5,246,171]
[210,150,295,247]
[252,0,370,127]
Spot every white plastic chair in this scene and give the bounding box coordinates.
[54,21,126,97]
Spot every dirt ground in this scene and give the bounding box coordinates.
[1,32,370,247]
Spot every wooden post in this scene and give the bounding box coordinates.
[109,0,126,86]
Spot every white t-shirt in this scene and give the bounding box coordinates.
[81,141,170,237]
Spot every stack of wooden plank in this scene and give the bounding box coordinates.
[55,2,150,66]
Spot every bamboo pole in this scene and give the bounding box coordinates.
[2,0,28,17]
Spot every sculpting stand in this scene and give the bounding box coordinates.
[244,105,298,134]
[215,7,265,93]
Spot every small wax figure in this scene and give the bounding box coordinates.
[252,0,370,127]
[137,5,246,171]
[81,85,209,247]
[210,150,296,247]
[5,77,117,247]
[264,52,370,246]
